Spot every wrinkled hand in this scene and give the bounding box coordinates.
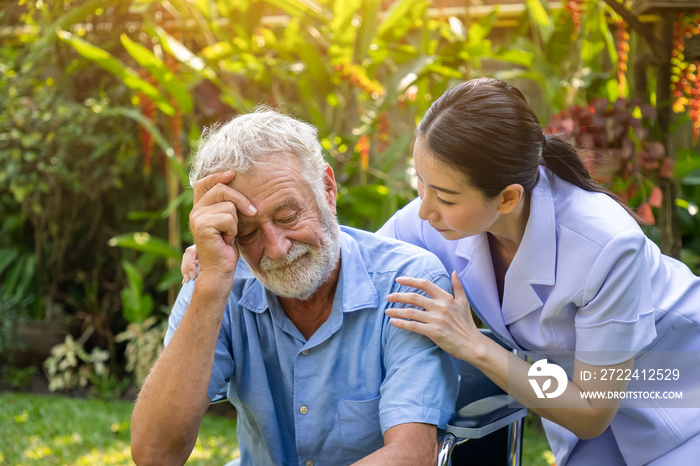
[181,245,199,284]
[188,171,257,282]
[385,271,482,362]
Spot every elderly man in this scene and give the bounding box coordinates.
[130,108,458,466]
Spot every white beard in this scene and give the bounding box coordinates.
[240,202,341,301]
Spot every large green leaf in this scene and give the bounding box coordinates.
[264,0,332,22]
[355,0,380,62]
[330,0,363,44]
[120,34,193,114]
[526,0,554,43]
[25,0,110,65]
[150,26,249,110]
[114,107,189,188]
[122,261,145,296]
[675,149,700,179]
[490,48,535,67]
[57,30,176,116]
[383,55,433,104]
[337,184,399,231]
[468,9,499,43]
[120,262,154,324]
[376,0,427,41]
[682,169,700,186]
[109,232,181,259]
[545,10,575,65]
[0,248,20,276]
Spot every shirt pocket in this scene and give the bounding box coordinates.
[338,395,384,464]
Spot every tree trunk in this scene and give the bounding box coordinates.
[656,16,682,259]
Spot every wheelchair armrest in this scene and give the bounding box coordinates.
[445,394,526,440]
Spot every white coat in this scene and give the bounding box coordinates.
[378,167,700,465]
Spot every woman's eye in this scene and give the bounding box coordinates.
[437,197,455,206]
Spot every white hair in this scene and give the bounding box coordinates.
[189,106,326,203]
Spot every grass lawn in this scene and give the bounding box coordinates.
[522,412,557,466]
[0,392,239,465]
[1,392,554,465]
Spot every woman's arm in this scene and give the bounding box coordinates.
[386,272,631,439]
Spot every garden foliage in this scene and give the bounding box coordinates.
[1,0,699,393]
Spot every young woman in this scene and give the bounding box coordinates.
[181,78,700,465]
[378,78,700,465]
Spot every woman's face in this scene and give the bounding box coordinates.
[413,137,502,240]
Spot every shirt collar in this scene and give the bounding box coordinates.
[500,167,557,324]
[508,166,557,286]
[452,166,556,284]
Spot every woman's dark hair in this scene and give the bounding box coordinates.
[417,77,639,219]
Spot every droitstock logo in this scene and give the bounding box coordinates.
[528,359,568,399]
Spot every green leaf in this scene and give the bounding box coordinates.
[330,0,363,41]
[120,261,155,324]
[545,13,574,65]
[122,261,144,296]
[468,9,499,43]
[25,0,109,64]
[461,41,492,60]
[355,0,380,62]
[675,149,700,179]
[526,0,553,43]
[114,107,189,188]
[151,26,216,81]
[682,169,700,186]
[0,248,20,276]
[337,184,401,231]
[377,0,426,40]
[151,26,248,110]
[57,30,176,116]
[120,34,193,114]
[108,233,181,259]
[490,48,534,67]
[157,267,185,293]
[386,55,433,100]
[194,0,212,19]
[264,0,331,22]
[592,1,617,71]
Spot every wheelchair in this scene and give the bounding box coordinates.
[438,329,527,466]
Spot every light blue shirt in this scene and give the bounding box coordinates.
[166,226,458,466]
[378,167,700,465]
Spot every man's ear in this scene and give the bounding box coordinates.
[498,184,524,214]
[322,163,338,213]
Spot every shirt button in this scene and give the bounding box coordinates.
[305,461,314,466]
[301,349,309,355]
[299,405,308,415]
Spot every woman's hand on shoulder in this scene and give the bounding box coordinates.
[385,271,486,362]
[181,244,199,284]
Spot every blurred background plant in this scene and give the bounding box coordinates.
[0,0,698,415]
[1,2,698,464]
[43,327,108,392]
[113,261,167,386]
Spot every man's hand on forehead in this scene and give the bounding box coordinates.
[188,170,260,278]
[193,171,257,216]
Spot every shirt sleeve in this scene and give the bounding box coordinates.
[378,269,459,433]
[165,280,234,401]
[574,230,657,365]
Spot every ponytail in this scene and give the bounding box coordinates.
[542,134,644,223]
